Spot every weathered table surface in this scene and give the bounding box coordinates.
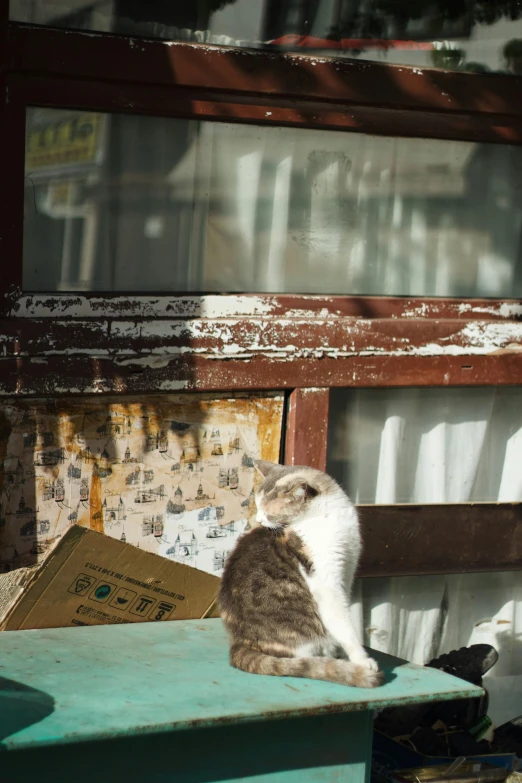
[0,618,483,783]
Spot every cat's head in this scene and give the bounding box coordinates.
[254,460,334,529]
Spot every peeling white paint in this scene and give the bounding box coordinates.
[14,294,278,319]
[18,293,522,322]
[114,355,175,369]
[53,385,105,394]
[156,380,190,391]
[457,302,522,318]
[400,303,432,318]
[220,343,244,355]
[386,322,522,358]
[19,318,522,362]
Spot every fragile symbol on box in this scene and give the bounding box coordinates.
[90,582,117,603]
[150,601,176,621]
[129,595,156,617]
[68,573,97,596]
[109,588,137,611]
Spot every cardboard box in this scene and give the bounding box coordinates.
[371,730,515,783]
[1,526,220,631]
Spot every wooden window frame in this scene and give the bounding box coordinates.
[1,17,521,579]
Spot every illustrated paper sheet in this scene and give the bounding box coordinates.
[0,394,283,576]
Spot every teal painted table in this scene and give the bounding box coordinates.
[0,619,482,783]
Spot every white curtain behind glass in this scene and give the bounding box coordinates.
[328,387,522,725]
[194,123,522,297]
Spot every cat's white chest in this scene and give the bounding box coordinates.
[292,498,366,657]
[292,497,360,593]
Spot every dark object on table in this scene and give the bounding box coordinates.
[374,644,498,738]
[427,644,499,684]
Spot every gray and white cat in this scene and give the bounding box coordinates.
[219,460,382,688]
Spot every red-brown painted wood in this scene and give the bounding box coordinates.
[284,388,330,470]
[0,316,519,360]
[9,25,522,120]
[0,13,24,295]
[8,74,522,146]
[0,353,521,396]
[357,503,522,577]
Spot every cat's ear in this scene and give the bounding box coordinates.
[290,482,318,502]
[254,459,277,477]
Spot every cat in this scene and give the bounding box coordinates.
[219,460,382,688]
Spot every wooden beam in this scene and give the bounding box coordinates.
[1,315,522,359]
[357,503,522,577]
[8,73,522,146]
[0,352,521,395]
[284,388,330,470]
[0,308,521,394]
[9,25,522,121]
[4,293,521,320]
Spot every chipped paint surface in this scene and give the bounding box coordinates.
[412,322,522,356]
[1,291,521,395]
[458,302,522,318]
[4,318,522,361]
[7,293,522,321]
[10,294,278,319]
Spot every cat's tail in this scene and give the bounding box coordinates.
[230,644,383,688]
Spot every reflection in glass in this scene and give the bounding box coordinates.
[327,387,522,503]
[23,108,522,295]
[11,0,522,74]
[350,570,522,725]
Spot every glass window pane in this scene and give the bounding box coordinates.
[350,571,522,725]
[11,0,522,75]
[327,387,522,503]
[23,107,522,295]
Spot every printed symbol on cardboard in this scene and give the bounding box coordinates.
[150,601,176,621]
[109,588,137,612]
[90,581,117,603]
[68,573,97,596]
[129,595,156,617]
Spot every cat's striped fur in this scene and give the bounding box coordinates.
[219,461,383,688]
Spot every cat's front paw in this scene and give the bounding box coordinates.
[350,654,383,687]
[349,652,380,672]
[360,656,380,673]
[352,662,384,688]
